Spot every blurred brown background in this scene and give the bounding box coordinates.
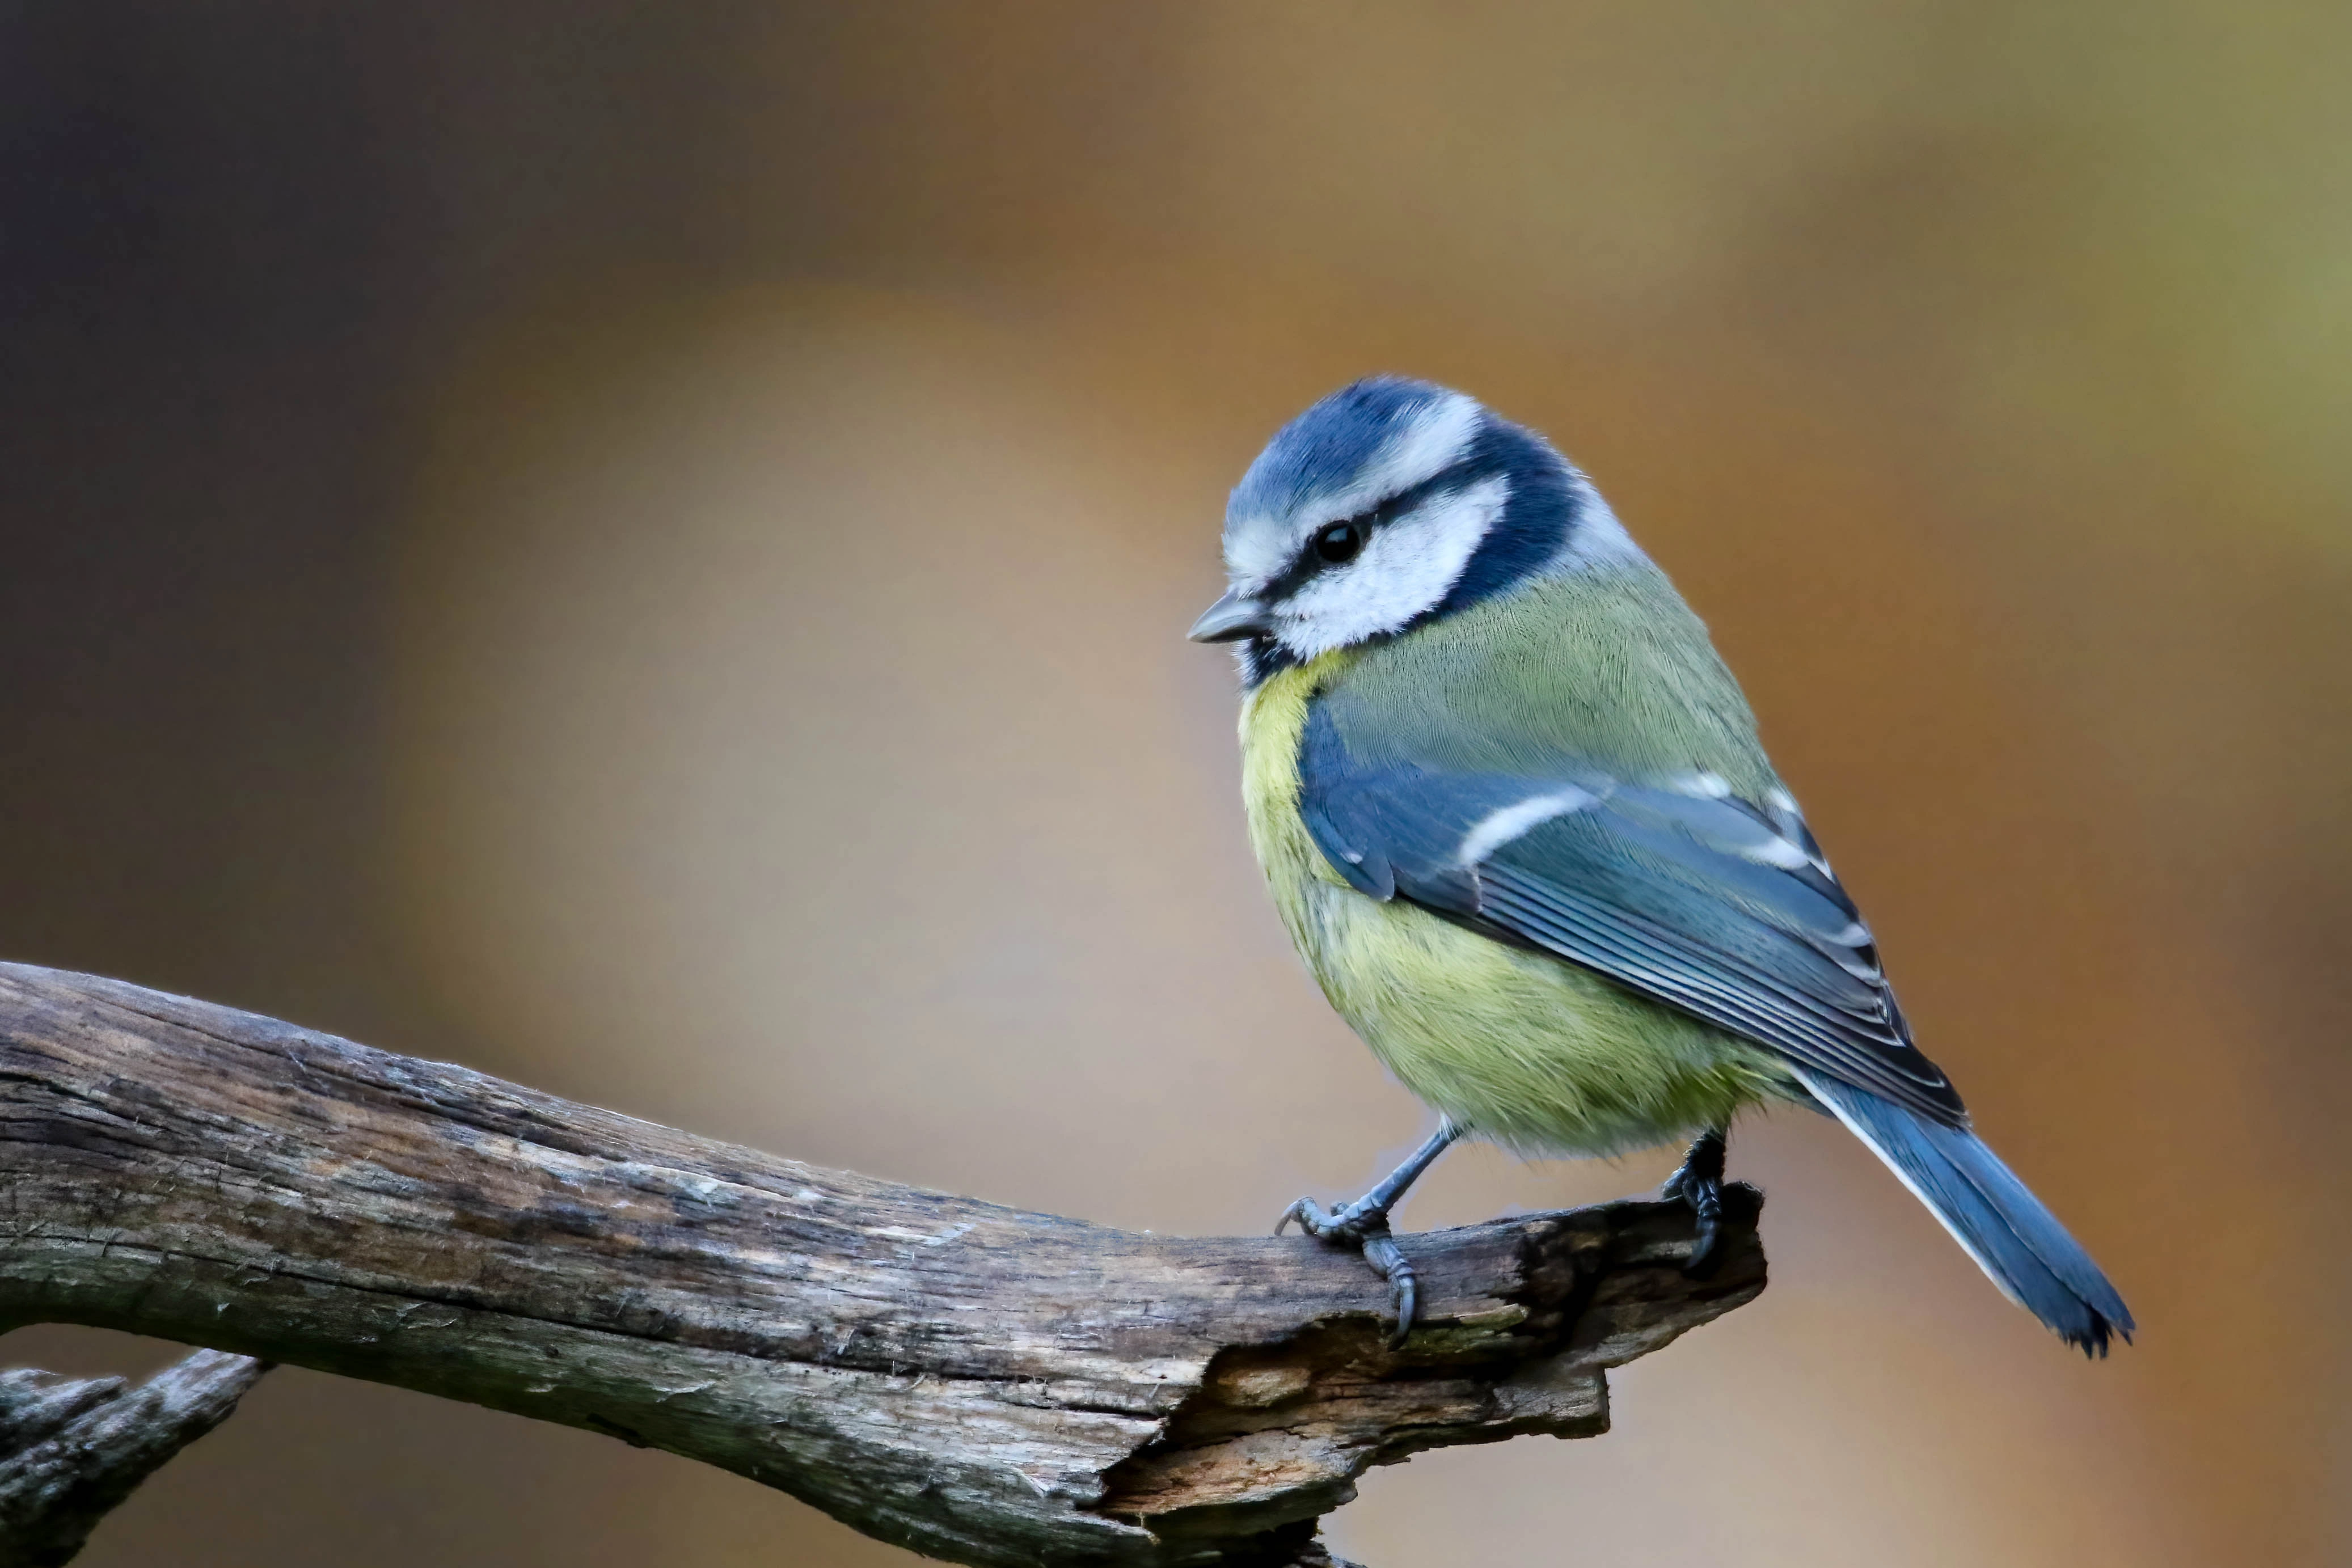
[3,3,2347,1564]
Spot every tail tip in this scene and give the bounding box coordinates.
[2060,1304,2136,1359]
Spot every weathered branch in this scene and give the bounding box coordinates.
[0,1350,269,1567]
[0,963,1763,1565]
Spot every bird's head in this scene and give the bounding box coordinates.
[1190,377,1636,684]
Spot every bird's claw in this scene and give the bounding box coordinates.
[1663,1129,1729,1280]
[1277,1195,1418,1347]
[1276,1195,1375,1244]
[1360,1231,1418,1347]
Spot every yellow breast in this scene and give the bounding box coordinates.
[1238,658,1782,1157]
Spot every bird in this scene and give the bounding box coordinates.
[1189,376,2133,1356]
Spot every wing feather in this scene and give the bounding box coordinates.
[1297,709,1967,1125]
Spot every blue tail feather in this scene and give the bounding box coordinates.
[1795,1071,2135,1355]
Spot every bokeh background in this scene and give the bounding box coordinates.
[4,4,2348,1563]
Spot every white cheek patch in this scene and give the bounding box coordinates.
[1275,475,1509,660]
[1223,392,1483,584]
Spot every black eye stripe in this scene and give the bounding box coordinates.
[1257,466,1476,604]
[1301,473,1455,569]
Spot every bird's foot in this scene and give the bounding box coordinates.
[1661,1128,1729,1279]
[1278,1194,1418,1348]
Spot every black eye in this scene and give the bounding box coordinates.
[1315,522,1364,564]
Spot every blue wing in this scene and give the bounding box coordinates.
[1296,701,1967,1125]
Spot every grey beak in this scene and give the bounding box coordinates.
[1187,589,1276,644]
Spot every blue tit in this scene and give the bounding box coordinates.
[1190,377,2133,1355]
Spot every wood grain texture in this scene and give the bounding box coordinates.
[0,963,1764,1566]
[0,1350,269,1567]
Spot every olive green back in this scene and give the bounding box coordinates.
[1316,561,1780,797]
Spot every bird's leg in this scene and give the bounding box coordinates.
[1661,1126,1729,1279]
[1277,1123,1460,1347]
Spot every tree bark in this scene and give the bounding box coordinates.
[0,1350,270,1567]
[0,963,1763,1566]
